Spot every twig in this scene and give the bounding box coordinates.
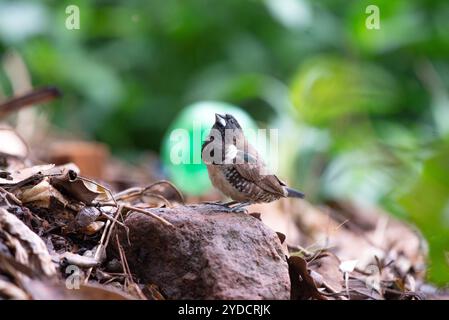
[287,243,313,257]
[95,203,173,227]
[0,86,61,119]
[115,235,132,284]
[123,204,173,227]
[115,189,172,208]
[0,187,22,205]
[77,176,118,208]
[103,204,124,250]
[140,192,172,208]
[115,235,147,300]
[143,180,185,204]
[100,212,127,229]
[84,204,123,283]
[115,180,184,204]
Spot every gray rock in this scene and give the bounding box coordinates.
[111,204,290,299]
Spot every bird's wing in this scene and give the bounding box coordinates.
[233,144,286,196]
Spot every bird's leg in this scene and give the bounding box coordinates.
[201,200,238,207]
[228,201,252,213]
[223,200,239,207]
[205,201,251,213]
[201,200,225,205]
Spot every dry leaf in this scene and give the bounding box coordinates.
[0,128,28,159]
[25,279,134,300]
[20,179,68,208]
[0,164,54,186]
[0,208,56,276]
[288,255,326,300]
[50,170,105,204]
[309,252,344,293]
[0,278,29,299]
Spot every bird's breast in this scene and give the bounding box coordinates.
[206,165,252,202]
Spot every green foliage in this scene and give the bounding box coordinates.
[400,141,449,285]
[290,56,398,126]
[0,0,449,283]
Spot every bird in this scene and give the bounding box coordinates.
[201,113,305,212]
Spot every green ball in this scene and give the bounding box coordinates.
[161,101,258,195]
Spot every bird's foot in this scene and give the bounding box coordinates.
[201,200,238,207]
[202,201,251,213]
[225,201,252,213]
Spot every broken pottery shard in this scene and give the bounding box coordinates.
[111,204,290,300]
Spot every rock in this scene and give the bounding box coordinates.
[111,204,290,299]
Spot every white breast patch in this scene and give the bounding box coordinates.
[224,144,238,163]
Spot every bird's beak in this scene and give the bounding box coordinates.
[215,113,226,127]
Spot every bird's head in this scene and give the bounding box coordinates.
[212,113,245,151]
[203,113,245,163]
[213,113,242,131]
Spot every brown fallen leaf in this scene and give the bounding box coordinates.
[20,179,68,208]
[0,164,54,187]
[84,221,105,235]
[143,283,165,300]
[24,279,134,300]
[0,278,29,299]
[309,251,344,294]
[288,255,326,300]
[276,232,286,244]
[0,208,56,277]
[50,170,106,204]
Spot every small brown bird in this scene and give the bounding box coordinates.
[202,113,304,211]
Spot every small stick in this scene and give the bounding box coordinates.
[115,235,147,300]
[115,188,172,207]
[122,204,173,227]
[95,203,172,227]
[77,176,118,208]
[143,180,185,204]
[102,204,123,251]
[84,204,122,283]
[141,192,172,208]
[0,86,61,119]
[115,235,131,283]
[100,212,127,229]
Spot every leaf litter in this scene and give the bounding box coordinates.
[0,96,448,299]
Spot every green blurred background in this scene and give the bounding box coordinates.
[0,0,448,284]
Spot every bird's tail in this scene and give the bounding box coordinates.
[286,187,305,199]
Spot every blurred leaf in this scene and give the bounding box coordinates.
[400,141,449,284]
[264,0,312,29]
[290,56,399,127]
[347,0,428,53]
[322,143,421,204]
